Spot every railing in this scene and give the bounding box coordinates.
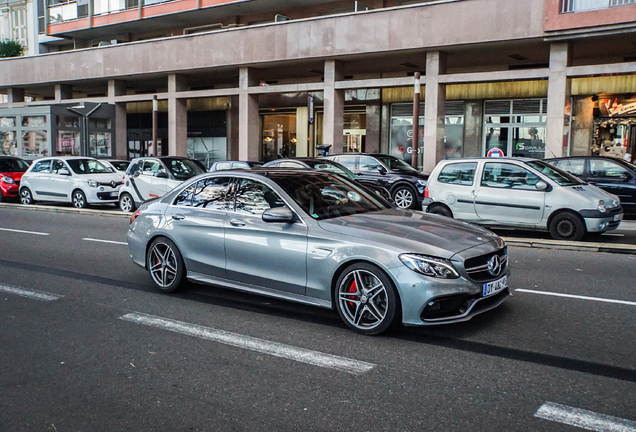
[561,0,636,13]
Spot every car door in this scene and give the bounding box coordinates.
[435,161,479,220]
[138,159,164,199]
[49,159,74,201]
[165,176,232,278]
[224,177,308,295]
[587,158,636,209]
[356,156,391,190]
[473,161,545,225]
[26,159,53,199]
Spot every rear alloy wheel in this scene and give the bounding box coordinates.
[146,237,185,293]
[392,185,416,209]
[335,263,400,335]
[549,212,585,241]
[20,188,33,205]
[119,193,136,213]
[72,190,88,209]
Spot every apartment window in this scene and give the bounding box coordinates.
[12,8,27,49]
[561,0,636,13]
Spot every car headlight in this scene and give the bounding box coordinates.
[2,176,14,184]
[597,200,607,213]
[88,180,98,188]
[417,180,427,186]
[399,254,459,279]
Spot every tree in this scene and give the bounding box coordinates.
[0,40,25,58]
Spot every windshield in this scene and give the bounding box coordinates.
[375,155,418,173]
[269,172,391,220]
[526,160,584,186]
[67,159,112,175]
[0,158,29,172]
[305,160,357,180]
[109,160,130,171]
[163,158,205,180]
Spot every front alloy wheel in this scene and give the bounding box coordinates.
[335,263,399,335]
[392,186,415,209]
[72,190,87,209]
[146,238,184,292]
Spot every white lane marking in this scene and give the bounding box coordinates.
[0,285,62,301]
[120,312,376,375]
[516,289,636,307]
[601,233,624,237]
[0,227,49,236]
[535,402,636,432]
[82,238,127,245]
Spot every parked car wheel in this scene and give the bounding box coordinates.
[119,193,136,213]
[146,237,185,293]
[72,189,88,209]
[549,211,585,241]
[428,204,453,218]
[392,185,416,209]
[335,262,400,335]
[20,188,33,205]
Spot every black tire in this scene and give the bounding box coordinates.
[146,237,185,293]
[549,211,585,241]
[334,262,400,335]
[392,185,417,209]
[20,188,33,205]
[119,193,136,213]
[72,189,88,209]
[428,204,453,218]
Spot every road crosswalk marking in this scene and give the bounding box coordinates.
[0,284,62,301]
[535,402,636,431]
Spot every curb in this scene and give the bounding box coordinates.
[502,238,636,256]
[0,202,130,219]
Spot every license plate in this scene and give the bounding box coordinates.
[483,275,507,297]
[614,213,623,221]
[110,192,119,197]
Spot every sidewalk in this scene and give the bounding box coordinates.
[1,202,635,255]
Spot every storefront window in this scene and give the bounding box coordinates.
[57,115,79,128]
[89,118,111,129]
[262,113,296,162]
[343,112,366,152]
[1,131,18,156]
[485,127,509,157]
[58,130,80,156]
[22,130,48,157]
[22,116,47,127]
[89,132,112,157]
[187,137,227,169]
[0,117,16,127]
[511,126,546,157]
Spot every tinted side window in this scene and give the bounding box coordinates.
[234,179,285,216]
[590,159,629,178]
[192,177,231,210]
[554,159,585,176]
[438,162,477,186]
[142,160,162,175]
[358,156,382,172]
[215,162,232,170]
[173,183,197,207]
[52,160,67,175]
[279,162,303,168]
[336,156,357,170]
[481,163,541,190]
[128,160,143,176]
[32,160,51,173]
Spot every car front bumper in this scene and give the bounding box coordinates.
[86,187,120,204]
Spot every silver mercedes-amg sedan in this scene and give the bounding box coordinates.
[127,168,510,335]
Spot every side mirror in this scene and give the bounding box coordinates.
[155,171,169,179]
[59,169,71,176]
[377,166,387,175]
[535,181,548,191]
[262,206,295,223]
[619,172,631,181]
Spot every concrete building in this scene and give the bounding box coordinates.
[1,0,636,169]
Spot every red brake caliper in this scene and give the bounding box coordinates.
[347,279,357,308]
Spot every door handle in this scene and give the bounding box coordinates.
[171,214,185,221]
[230,219,246,227]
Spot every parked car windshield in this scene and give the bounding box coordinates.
[526,160,584,186]
[0,158,29,172]
[67,159,112,175]
[375,155,418,173]
[304,160,357,180]
[269,172,391,220]
[163,158,205,180]
[109,160,130,171]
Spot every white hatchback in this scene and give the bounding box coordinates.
[19,157,123,208]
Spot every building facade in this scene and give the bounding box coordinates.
[1,0,636,169]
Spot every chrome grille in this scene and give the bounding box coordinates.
[464,247,508,282]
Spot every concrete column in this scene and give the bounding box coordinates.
[227,95,240,160]
[365,104,381,153]
[423,51,447,173]
[168,74,188,157]
[545,42,572,158]
[238,67,259,161]
[7,88,25,106]
[463,100,483,158]
[296,107,308,157]
[108,80,128,159]
[323,60,345,153]
[55,84,72,101]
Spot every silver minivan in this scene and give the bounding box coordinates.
[423,158,623,241]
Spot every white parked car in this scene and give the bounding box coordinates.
[423,157,623,241]
[118,156,205,212]
[19,157,123,208]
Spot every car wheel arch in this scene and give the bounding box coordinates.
[427,203,454,218]
[547,209,586,240]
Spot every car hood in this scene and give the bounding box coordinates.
[0,172,24,181]
[317,209,502,259]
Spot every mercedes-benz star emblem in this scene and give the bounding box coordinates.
[487,255,502,276]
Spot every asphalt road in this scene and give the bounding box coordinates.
[0,207,635,431]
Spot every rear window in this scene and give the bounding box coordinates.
[437,162,477,186]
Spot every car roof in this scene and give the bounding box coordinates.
[438,157,539,163]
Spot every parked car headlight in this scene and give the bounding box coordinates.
[88,180,98,188]
[2,176,14,184]
[417,180,427,186]
[597,200,607,213]
[399,254,459,279]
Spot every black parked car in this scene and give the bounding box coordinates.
[324,153,428,209]
[545,156,636,212]
[262,157,392,202]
